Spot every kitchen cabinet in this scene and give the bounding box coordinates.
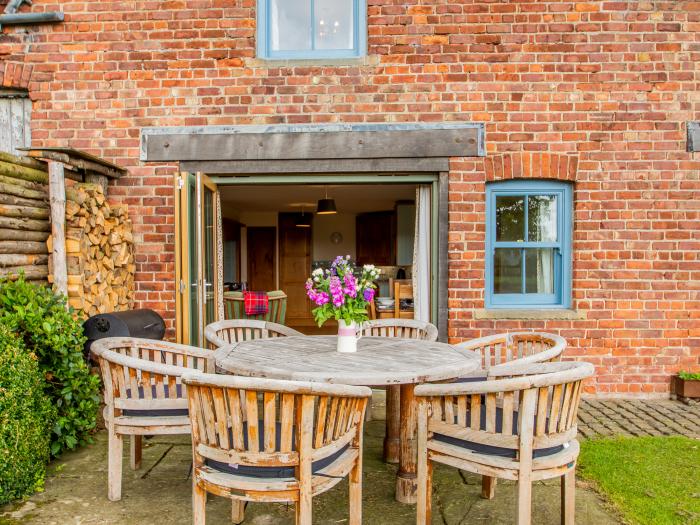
[356,211,395,265]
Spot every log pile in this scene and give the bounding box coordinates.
[49,182,135,315]
[0,152,50,282]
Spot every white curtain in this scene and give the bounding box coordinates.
[216,191,224,321]
[535,249,553,294]
[413,185,431,322]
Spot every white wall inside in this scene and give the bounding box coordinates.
[312,213,356,261]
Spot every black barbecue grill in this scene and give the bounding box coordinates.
[84,309,166,354]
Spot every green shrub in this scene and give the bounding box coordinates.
[678,370,700,381]
[0,323,55,504]
[0,276,101,456]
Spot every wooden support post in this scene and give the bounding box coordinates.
[384,385,400,463]
[48,161,67,298]
[396,383,418,503]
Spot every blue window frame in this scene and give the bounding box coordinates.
[257,0,366,60]
[485,180,573,309]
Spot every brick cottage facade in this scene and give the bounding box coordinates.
[0,0,698,396]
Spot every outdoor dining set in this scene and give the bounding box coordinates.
[90,319,593,525]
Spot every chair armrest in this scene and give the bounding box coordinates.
[416,362,594,397]
[97,348,205,377]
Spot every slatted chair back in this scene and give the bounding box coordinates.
[360,318,438,342]
[183,372,372,524]
[416,361,593,465]
[204,319,303,349]
[92,337,215,425]
[224,290,288,324]
[455,332,565,372]
[393,279,413,318]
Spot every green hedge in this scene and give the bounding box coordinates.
[0,276,101,456]
[0,324,55,505]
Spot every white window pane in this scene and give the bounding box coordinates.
[528,195,557,242]
[270,0,311,51]
[314,0,354,50]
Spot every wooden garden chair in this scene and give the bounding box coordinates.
[414,361,594,525]
[453,332,567,497]
[358,318,439,463]
[455,332,566,377]
[393,279,414,319]
[223,290,288,324]
[204,319,303,349]
[182,372,372,525]
[91,337,215,501]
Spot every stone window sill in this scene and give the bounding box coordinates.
[473,309,584,321]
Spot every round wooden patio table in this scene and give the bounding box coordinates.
[214,335,481,503]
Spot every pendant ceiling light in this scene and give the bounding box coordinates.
[296,208,312,228]
[316,186,337,215]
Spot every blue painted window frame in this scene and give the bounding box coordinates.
[257,0,366,60]
[485,179,573,309]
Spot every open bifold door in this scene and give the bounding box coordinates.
[175,172,221,346]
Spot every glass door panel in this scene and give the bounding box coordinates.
[175,172,199,345]
[175,172,220,347]
[197,173,219,346]
[200,174,218,333]
[187,175,199,345]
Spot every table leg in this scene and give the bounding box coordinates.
[396,383,418,503]
[383,385,400,464]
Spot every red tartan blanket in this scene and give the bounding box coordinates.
[244,291,269,316]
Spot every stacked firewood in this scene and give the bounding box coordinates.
[0,153,51,282]
[49,183,135,315]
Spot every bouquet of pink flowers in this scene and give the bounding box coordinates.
[305,255,380,327]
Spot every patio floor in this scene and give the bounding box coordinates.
[578,399,700,439]
[1,419,621,525]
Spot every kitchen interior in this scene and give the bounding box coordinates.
[219,183,421,334]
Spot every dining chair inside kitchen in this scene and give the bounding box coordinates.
[393,279,414,319]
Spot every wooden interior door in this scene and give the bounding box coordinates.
[278,213,313,326]
[356,211,396,265]
[247,227,276,291]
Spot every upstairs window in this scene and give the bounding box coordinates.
[485,180,573,309]
[257,0,366,59]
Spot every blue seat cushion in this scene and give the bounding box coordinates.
[453,375,488,383]
[122,385,188,417]
[206,421,349,479]
[433,405,564,459]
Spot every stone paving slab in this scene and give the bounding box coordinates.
[578,399,700,439]
[0,421,619,525]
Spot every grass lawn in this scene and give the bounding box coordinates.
[578,436,700,525]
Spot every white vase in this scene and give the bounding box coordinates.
[337,319,360,353]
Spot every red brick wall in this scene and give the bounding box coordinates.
[1,0,698,396]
